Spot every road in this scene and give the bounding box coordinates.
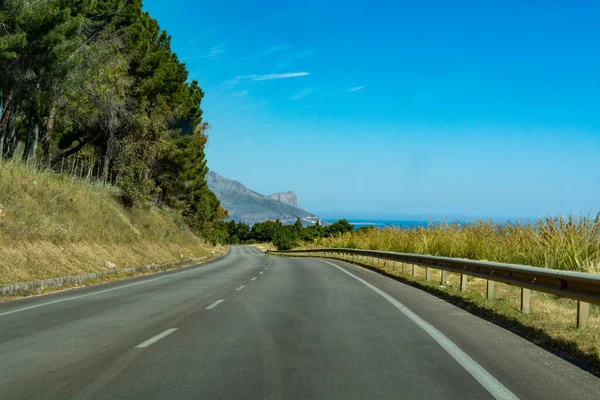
[0,246,599,399]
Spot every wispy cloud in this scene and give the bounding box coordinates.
[347,86,366,92]
[182,45,225,62]
[204,45,225,59]
[233,90,250,96]
[290,88,314,100]
[225,72,310,85]
[255,72,309,81]
[265,44,291,55]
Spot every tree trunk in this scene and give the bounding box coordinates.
[7,110,17,159]
[42,104,57,157]
[31,121,40,161]
[102,150,110,186]
[0,89,14,135]
[102,131,113,185]
[23,112,34,160]
[0,97,13,161]
[0,134,4,163]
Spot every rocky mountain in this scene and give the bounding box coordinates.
[269,191,301,209]
[206,171,320,226]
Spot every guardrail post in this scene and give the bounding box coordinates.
[412,264,417,277]
[460,274,468,291]
[393,260,397,272]
[426,267,432,281]
[521,288,531,314]
[577,301,590,328]
[402,262,407,274]
[486,280,495,300]
[440,270,448,285]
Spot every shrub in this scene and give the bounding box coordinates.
[273,227,298,250]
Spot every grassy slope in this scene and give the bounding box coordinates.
[0,162,218,284]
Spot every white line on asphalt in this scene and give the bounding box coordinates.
[251,277,257,281]
[205,299,225,310]
[236,285,246,291]
[0,265,207,317]
[259,271,264,275]
[135,328,178,349]
[321,260,519,400]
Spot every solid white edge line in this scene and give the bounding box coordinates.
[205,299,225,310]
[259,271,264,274]
[0,264,206,317]
[251,277,257,281]
[320,260,519,400]
[135,328,178,349]
[236,285,246,291]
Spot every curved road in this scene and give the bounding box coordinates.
[0,246,598,399]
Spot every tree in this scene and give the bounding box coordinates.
[324,219,354,237]
[251,220,279,242]
[0,0,221,240]
[294,217,303,232]
[273,226,298,250]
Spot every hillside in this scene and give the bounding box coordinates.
[206,171,320,225]
[269,191,301,209]
[0,162,218,285]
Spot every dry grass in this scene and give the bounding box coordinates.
[309,252,600,371]
[0,160,218,285]
[251,243,273,252]
[312,216,600,273]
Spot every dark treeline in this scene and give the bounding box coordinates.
[0,0,226,236]
[216,219,355,250]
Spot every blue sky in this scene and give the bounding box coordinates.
[143,0,600,220]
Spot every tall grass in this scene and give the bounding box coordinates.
[312,215,600,273]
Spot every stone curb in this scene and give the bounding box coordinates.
[0,257,207,297]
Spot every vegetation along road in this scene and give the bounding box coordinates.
[1,246,599,399]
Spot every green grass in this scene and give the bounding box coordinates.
[0,160,219,284]
[311,216,600,273]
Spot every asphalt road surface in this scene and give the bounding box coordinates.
[1,246,599,399]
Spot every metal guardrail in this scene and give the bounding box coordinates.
[267,248,600,327]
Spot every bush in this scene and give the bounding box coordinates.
[229,235,240,244]
[273,227,298,250]
[245,239,257,244]
[324,218,354,237]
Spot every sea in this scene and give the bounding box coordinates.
[322,217,519,230]
[322,219,431,229]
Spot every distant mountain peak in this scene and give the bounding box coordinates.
[269,191,301,209]
[206,171,319,226]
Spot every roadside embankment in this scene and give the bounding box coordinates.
[0,162,222,288]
